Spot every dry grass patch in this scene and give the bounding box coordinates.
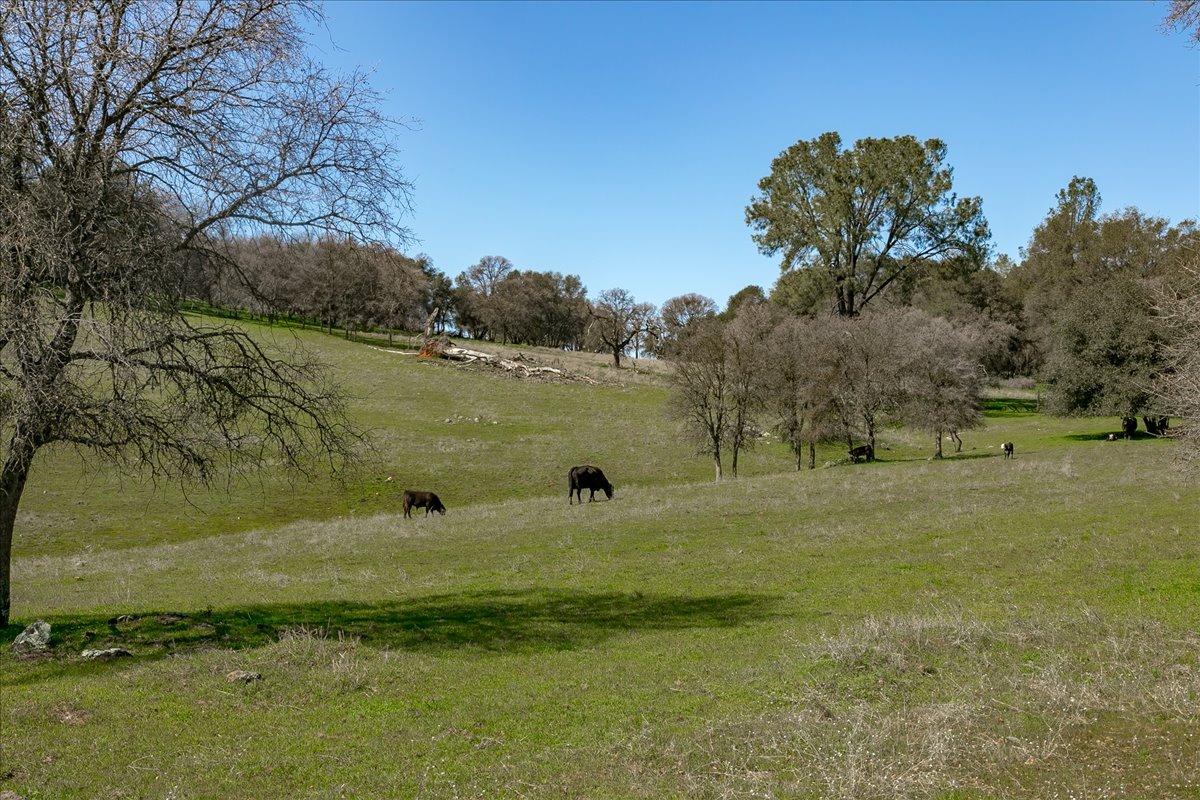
[621,611,1200,799]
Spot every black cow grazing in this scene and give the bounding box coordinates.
[848,444,874,463]
[403,490,446,518]
[1002,442,1014,459]
[568,465,614,504]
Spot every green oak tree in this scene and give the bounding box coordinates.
[746,132,989,317]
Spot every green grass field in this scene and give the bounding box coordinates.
[3,321,1197,799]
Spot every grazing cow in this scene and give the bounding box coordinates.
[1107,433,1119,442]
[403,490,446,518]
[1002,442,1014,459]
[568,465,614,504]
[848,444,874,463]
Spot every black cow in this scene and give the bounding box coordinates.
[403,490,446,518]
[848,444,874,463]
[568,465,614,504]
[1002,442,1014,459]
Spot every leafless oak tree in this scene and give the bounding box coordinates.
[1155,263,1200,471]
[724,302,779,477]
[668,318,731,481]
[765,317,841,470]
[588,288,656,367]
[0,0,413,624]
[895,312,983,459]
[1162,0,1200,42]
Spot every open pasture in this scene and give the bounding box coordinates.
[3,329,1196,799]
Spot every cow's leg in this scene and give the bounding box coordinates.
[588,489,595,502]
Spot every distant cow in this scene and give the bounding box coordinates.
[1002,442,1014,459]
[568,465,614,504]
[848,444,874,463]
[403,490,446,518]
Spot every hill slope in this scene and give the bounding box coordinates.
[4,319,1197,798]
[4,432,1197,798]
[17,320,802,557]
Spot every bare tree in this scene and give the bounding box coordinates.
[766,317,840,469]
[588,288,656,367]
[724,302,779,477]
[1155,263,1200,471]
[454,255,512,340]
[372,251,429,345]
[895,312,983,458]
[0,0,412,625]
[667,318,731,481]
[825,312,908,456]
[1162,0,1200,42]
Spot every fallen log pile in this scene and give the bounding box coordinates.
[403,338,598,384]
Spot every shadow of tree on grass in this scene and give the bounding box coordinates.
[1063,431,1158,442]
[982,397,1039,416]
[3,589,776,682]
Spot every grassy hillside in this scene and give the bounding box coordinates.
[3,321,1197,799]
[17,319,1050,559]
[14,320,801,557]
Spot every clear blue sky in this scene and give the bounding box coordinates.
[312,1,1199,306]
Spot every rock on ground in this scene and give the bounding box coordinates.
[80,647,132,661]
[11,620,51,655]
[226,669,263,683]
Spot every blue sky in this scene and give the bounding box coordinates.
[313,1,1199,306]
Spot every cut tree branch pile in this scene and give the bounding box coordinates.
[390,338,600,384]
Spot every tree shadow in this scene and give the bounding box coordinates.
[983,397,1039,416]
[1063,431,1157,442]
[3,589,776,683]
[853,450,1002,466]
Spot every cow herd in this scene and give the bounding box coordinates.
[402,464,613,518]
[402,441,1022,519]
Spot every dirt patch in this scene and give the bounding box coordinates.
[51,702,90,726]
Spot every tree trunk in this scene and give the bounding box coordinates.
[713,444,722,482]
[934,431,943,459]
[808,441,816,470]
[612,348,621,368]
[0,446,33,627]
[730,444,739,478]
